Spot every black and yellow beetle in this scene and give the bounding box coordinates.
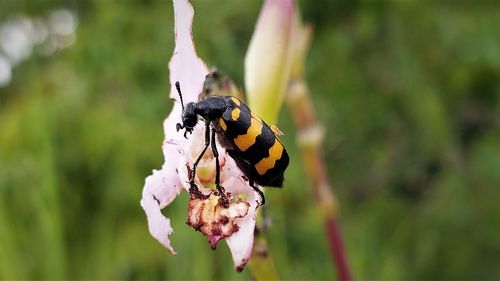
[175,80,289,205]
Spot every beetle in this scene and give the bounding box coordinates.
[175,81,289,205]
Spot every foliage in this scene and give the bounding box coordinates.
[0,0,499,280]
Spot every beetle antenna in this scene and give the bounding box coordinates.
[175,81,185,112]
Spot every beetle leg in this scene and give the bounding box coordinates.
[210,127,225,197]
[184,127,194,138]
[249,179,265,206]
[191,121,211,185]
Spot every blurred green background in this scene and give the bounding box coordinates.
[1,0,499,280]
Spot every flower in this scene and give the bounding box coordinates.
[244,0,298,123]
[177,124,260,260]
[140,0,259,271]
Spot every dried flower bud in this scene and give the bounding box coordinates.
[187,192,250,248]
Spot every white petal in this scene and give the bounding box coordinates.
[162,102,183,143]
[141,0,212,256]
[225,212,256,271]
[223,174,260,271]
[221,157,259,200]
[163,0,209,152]
[140,145,183,254]
[170,0,209,105]
[225,179,258,271]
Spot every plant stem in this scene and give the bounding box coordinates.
[247,226,280,281]
[287,76,353,281]
[326,218,352,281]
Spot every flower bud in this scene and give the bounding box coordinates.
[244,0,297,123]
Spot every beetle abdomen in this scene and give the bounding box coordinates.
[216,96,289,187]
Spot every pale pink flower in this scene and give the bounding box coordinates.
[140,0,259,271]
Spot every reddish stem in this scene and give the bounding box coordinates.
[325,218,353,281]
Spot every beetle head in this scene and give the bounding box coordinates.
[182,102,198,130]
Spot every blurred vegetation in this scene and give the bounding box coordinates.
[1,0,499,280]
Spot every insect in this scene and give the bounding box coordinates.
[175,81,289,205]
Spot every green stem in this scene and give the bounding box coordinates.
[247,220,280,280]
[247,240,280,280]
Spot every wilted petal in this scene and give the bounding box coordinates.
[187,192,250,249]
[244,0,297,123]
